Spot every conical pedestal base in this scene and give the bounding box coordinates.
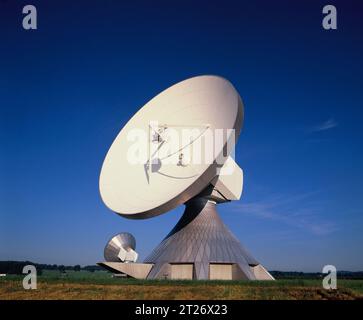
[144,197,274,280]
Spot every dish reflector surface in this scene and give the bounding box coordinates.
[104,232,137,262]
[100,75,243,219]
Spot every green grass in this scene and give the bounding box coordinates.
[1,270,362,300]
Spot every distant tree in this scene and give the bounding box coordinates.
[83,265,103,272]
[73,265,81,272]
[58,265,66,273]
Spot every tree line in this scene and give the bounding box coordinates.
[0,261,102,275]
[270,270,363,280]
[2,261,363,279]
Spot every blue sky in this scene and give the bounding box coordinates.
[1,0,362,271]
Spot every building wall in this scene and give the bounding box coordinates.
[232,264,250,280]
[171,264,193,280]
[209,264,233,280]
[250,264,275,280]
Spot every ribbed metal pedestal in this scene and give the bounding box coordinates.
[144,197,261,280]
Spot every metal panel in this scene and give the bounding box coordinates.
[171,264,193,280]
[144,197,266,280]
[209,264,233,280]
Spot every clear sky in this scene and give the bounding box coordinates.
[1,0,362,271]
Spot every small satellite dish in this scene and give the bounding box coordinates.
[104,232,138,263]
[100,75,243,219]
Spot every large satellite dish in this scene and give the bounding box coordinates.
[98,75,274,281]
[100,75,243,219]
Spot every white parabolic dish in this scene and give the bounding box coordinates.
[99,75,244,219]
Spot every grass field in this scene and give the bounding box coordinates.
[1,270,362,300]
